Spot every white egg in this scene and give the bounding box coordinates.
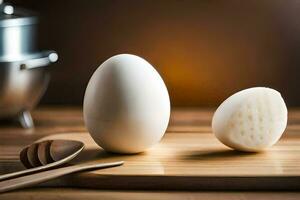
[83,54,170,154]
[212,87,288,152]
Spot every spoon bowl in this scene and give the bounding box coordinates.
[0,140,84,181]
[20,140,84,168]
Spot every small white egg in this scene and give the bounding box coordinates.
[212,87,288,152]
[83,54,170,154]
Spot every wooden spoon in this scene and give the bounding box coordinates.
[0,140,84,181]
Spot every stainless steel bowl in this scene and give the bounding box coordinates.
[0,2,58,128]
[0,51,58,128]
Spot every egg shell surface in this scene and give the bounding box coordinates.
[83,54,170,154]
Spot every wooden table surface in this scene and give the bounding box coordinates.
[0,106,300,199]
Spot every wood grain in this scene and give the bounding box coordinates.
[1,107,300,192]
[33,131,300,190]
[1,189,300,200]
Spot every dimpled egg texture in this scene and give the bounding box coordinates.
[212,87,288,152]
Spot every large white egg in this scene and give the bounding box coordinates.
[83,54,170,154]
[212,87,288,152]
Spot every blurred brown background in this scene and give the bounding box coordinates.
[11,0,300,107]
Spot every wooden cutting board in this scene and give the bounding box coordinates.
[39,131,300,190]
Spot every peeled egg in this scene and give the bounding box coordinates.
[212,87,288,152]
[83,54,170,154]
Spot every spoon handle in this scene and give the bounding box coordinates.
[0,161,124,193]
[0,165,55,181]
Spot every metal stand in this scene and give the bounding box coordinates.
[18,110,34,129]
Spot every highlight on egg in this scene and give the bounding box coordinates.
[83,54,170,154]
[212,87,288,152]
